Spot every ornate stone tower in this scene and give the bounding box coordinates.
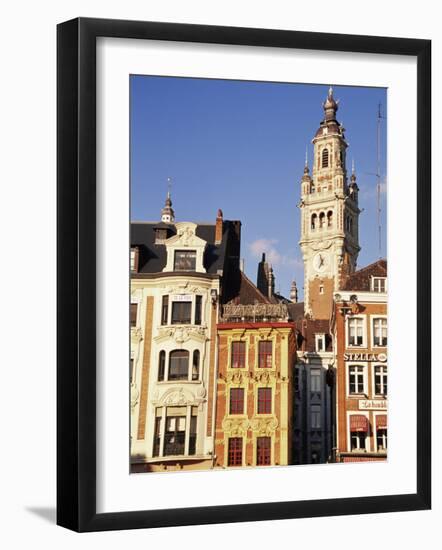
[299,87,360,319]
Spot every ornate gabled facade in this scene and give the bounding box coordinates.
[332,259,388,463]
[130,201,240,472]
[299,87,361,320]
[214,272,297,468]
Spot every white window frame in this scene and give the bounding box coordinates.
[371,276,387,293]
[315,333,326,352]
[151,404,198,458]
[372,363,388,397]
[373,411,388,452]
[346,362,368,397]
[346,411,371,452]
[371,315,388,348]
[345,315,367,348]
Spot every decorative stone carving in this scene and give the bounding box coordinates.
[254,370,275,384]
[131,327,143,344]
[130,383,139,411]
[154,325,207,344]
[222,418,249,436]
[226,371,245,384]
[250,417,278,436]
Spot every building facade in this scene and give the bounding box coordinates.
[130,201,241,472]
[214,274,296,468]
[332,260,388,462]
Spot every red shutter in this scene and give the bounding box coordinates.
[350,414,369,432]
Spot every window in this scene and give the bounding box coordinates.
[168,350,189,380]
[311,405,321,429]
[228,437,243,466]
[257,387,272,414]
[130,303,137,327]
[350,432,367,451]
[315,334,325,352]
[372,277,387,292]
[311,213,317,230]
[319,212,325,228]
[256,436,271,466]
[155,406,198,457]
[319,285,324,295]
[258,341,272,368]
[322,148,329,168]
[171,301,192,324]
[374,365,388,395]
[130,358,134,383]
[310,369,321,392]
[192,350,200,381]
[194,295,202,325]
[158,350,166,381]
[373,318,387,346]
[327,210,333,227]
[294,368,300,392]
[229,388,245,414]
[161,295,169,325]
[349,365,365,394]
[130,247,138,273]
[348,317,364,346]
[376,429,387,451]
[231,341,246,369]
[174,250,196,271]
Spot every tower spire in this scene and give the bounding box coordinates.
[161,177,175,223]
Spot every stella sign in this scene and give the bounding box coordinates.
[343,352,387,362]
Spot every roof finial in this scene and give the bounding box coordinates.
[352,158,355,175]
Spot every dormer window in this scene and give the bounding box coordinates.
[130,247,139,273]
[372,277,387,293]
[174,250,196,271]
[315,334,326,352]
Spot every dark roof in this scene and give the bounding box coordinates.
[287,302,304,322]
[227,271,271,305]
[342,259,387,291]
[299,318,332,353]
[131,221,237,276]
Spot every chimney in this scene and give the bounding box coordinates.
[215,208,223,244]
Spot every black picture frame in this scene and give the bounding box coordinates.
[57,17,431,532]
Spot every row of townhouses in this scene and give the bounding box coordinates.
[130,88,388,472]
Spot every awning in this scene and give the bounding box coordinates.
[350,415,369,432]
[376,414,387,429]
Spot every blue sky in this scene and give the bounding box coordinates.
[130,76,387,299]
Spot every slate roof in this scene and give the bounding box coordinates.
[342,259,387,291]
[131,220,237,276]
[227,271,271,306]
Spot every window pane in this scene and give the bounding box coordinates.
[130,303,137,327]
[258,341,272,368]
[257,436,271,466]
[189,415,197,456]
[228,437,242,466]
[161,295,169,325]
[192,350,200,381]
[311,369,321,392]
[229,388,244,414]
[158,351,166,381]
[171,301,192,324]
[169,350,189,380]
[231,341,246,369]
[174,250,196,271]
[257,387,272,414]
[194,295,202,325]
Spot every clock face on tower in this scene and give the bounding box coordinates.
[313,252,329,273]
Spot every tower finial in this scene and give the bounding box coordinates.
[352,158,355,175]
[161,177,175,223]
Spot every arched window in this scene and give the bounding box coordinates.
[322,148,329,168]
[327,210,333,227]
[192,350,200,381]
[169,350,189,380]
[319,212,325,228]
[158,350,166,381]
[311,213,317,230]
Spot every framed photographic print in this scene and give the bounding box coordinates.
[57,17,431,532]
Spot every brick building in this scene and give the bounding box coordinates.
[331,259,388,462]
[214,272,297,468]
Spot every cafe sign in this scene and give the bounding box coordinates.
[359,399,387,410]
[343,352,387,362]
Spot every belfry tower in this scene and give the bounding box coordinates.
[299,87,360,319]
